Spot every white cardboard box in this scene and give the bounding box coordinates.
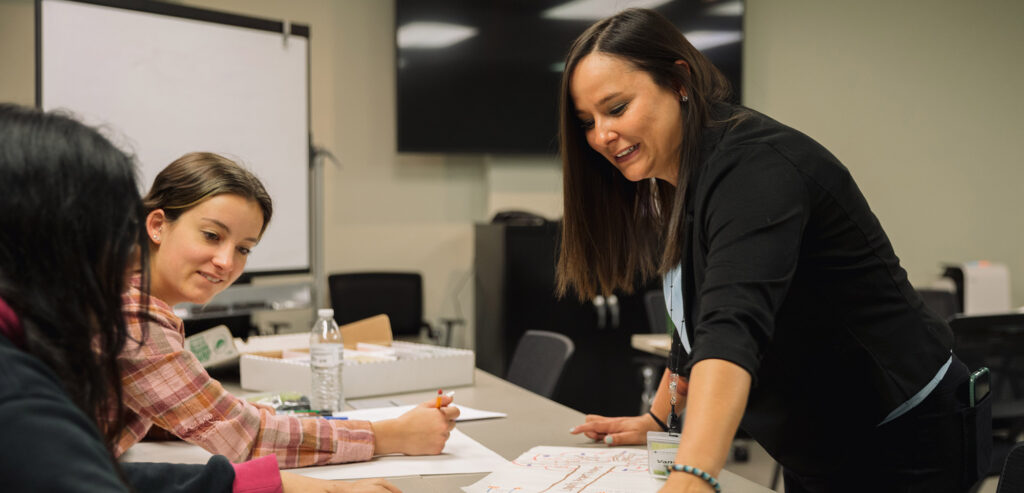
[239,341,475,398]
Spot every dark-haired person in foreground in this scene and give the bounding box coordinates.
[558,9,990,493]
[0,103,399,493]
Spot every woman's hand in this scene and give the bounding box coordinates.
[251,402,276,415]
[568,413,661,445]
[658,472,717,493]
[280,472,401,492]
[372,396,459,455]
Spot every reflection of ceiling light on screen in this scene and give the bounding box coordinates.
[683,30,742,51]
[706,0,743,16]
[397,22,477,48]
[542,0,672,21]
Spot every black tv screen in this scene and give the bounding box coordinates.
[396,0,743,154]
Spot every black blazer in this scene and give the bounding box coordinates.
[677,103,953,473]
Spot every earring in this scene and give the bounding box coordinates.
[153,235,159,241]
[680,95,689,103]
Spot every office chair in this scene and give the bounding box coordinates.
[916,287,960,321]
[636,290,669,412]
[643,290,669,335]
[996,441,1024,493]
[327,272,451,345]
[506,330,575,398]
[950,313,1024,491]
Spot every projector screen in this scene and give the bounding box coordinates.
[38,0,310,276]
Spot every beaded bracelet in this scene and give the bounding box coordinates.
[666,464,722,492]
[647,410,669,432]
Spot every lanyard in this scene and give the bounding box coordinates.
[667,333,686,433]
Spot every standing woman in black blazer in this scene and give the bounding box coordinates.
[560,9,990,493]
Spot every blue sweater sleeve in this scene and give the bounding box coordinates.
[123,457,235,492]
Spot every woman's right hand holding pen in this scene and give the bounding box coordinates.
[372,395,459,456]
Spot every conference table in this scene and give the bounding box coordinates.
[632,333,672,358]
[124,368,773,492]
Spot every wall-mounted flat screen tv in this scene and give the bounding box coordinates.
[396,0,743,155]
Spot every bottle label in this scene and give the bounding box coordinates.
[310,345,341,367]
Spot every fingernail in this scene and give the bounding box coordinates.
[568,427,576,433]
[604,436,613,445]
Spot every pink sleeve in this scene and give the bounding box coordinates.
[231,455,283,493]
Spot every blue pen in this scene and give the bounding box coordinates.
[323,416,349,420]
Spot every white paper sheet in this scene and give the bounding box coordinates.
[346,397,403,409]
[121,408,510,481]
[285,405,509,479]
[462,446,665,493]
[334,404,506,422]
[287,428,508,479]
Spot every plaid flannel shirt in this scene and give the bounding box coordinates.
[114,282,375,467]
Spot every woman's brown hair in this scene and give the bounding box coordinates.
[143,152,273,238]
[555,8,735,301]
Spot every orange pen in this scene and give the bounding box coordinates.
[435,389,443,408]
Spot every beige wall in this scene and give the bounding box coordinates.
[0,0,34,106]
[2,0,1022,347]
[744,0,1024,306]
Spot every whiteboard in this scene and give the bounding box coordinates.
[39,0,310,275]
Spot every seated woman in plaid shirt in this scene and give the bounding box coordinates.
[0,103,399,492]
[115,152,459,468]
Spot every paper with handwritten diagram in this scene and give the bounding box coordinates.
[462,446,663,493]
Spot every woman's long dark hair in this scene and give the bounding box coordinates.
[0,104,148,464]
[556,8,735,300]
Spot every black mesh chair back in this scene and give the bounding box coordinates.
[951,314,1024,415]
[951,313,1024,481]
[917,287,960,321]
[997,441,1024,493]
[327,272,429,338]
[506,330,575,398]
[638,290,669,412]
[644,290,668,334]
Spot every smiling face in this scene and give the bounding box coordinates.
[146,193,264,306]
[570,52,685,186]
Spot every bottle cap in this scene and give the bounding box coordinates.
[318,308,334,318]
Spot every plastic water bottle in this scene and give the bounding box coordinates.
[309,308,344,412]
